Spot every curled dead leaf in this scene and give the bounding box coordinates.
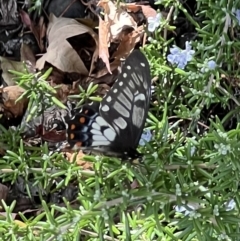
[66,151,93,170]
[140,5,157,19]
[112,25,144,59]
[0,57,26,86]
[20,43,36,72]
[98,17,111,74]
[36,14,98,74]
[0,86,28,117]
[96,0,138,74]
[0,183,8,211]
[19,10,46,52]
[124,3,157,19]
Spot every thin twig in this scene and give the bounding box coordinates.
[168,116,210,129]
[164,6,175,40]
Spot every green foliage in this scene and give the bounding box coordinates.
[69,82,102,106]
[1,0,240,240]
[28,0,43,16]
[10,67,66,122]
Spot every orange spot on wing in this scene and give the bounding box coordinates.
[84,109,89,114]
[80,117,85,123]
[70,133,75,140]
[70,124,76,130]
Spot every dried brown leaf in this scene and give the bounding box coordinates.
[0,57,25,86]
[113,26,144,59]
[91,59,121,79]
[19,10,46,52]
[53,83,70,103]
[20,43,36,72]
[41,130,66,142]
[0,212,17,219]
[96,0,138,74]
[123,3,157,19]
[0,86,28,117]
[89,47,99,76]
[97,0,111,15]
[98,17,111,74]
[38,16,46,52]
[110,11,137,40]
[36,14,98,74]
[141,5,157,19]
[123,3,141,13]
[19,9,32,28]
[0,183,8,210]
[99,0,137,40]
[66,151,93,169]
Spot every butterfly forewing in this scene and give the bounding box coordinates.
[66,50,151,158]
[99,50,151,149]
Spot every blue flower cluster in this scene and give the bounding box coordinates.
[139,129,152,146]
[147,13,162,32]
[167,41,195,69]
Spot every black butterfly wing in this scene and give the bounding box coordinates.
[66,50,151,157]
[99,50,151,150]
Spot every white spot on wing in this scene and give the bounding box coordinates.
[91,129,102,135]
[113,89,118,93]
[92,140,110,146]
[124,86,133,101]
[92,135,108,141]
[92,122,101,130]
[118,93,131,110]
[106,96,112,102]
[143,79,148,90]
[135,93,145,101]
[113,101,130,117]
[132,93,146,128]
[101,105,109,112]
[113,117,127,129]
[127,65,131,70]
[123,73,127,78]
[96,116,109,127]
[104,128,117,141]
[140,62,146,67]
[132,106,145,128]
[129,80,135,89]
[132,72,140,85]
[119,82,123,86]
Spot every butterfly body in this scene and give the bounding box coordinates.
[66,50,151,159]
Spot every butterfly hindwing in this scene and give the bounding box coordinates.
[66,50,151,158]
[66,102,117,150]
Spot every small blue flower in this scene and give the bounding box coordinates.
[235,9,240,25]
[167,41,195,69]
[139,129,152,146]
[200,60,217,73]
[207,60,217,70]
[147,13,162,32]
[182,41,195,61]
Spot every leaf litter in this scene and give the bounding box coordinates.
[0,0,157,219]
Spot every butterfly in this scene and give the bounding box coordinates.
[65,50,151,159]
